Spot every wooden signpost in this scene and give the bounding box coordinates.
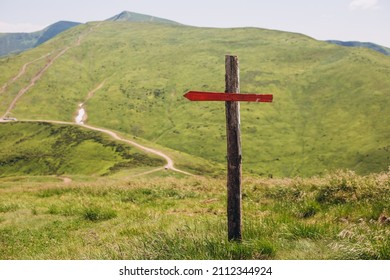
[184,55,273,241]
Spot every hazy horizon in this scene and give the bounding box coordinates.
[0,0,389,47]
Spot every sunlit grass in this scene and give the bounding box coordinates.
[0,169,389,259]
[1,22,389,177]
[0,122,164,177]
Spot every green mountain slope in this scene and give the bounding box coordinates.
[0,122,163,177]
[0,21,80,57]
[0,32,41,57]
[106,11,181,25]
[34,21,81,47]
[326,40,390,56]
[1,20,389,177]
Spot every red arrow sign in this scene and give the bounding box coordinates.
[184,91,273,103]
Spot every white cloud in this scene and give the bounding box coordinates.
[0,22,46,33]
[349,0,380,10]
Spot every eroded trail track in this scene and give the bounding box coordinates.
[0,22,192,177]
[75,81,106,124]
[0,53,51,96]
[1,23,101,119]
[81,123,192,176]
[1,48,70,119]
[22,120,193,176]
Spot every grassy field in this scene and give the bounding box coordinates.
[0,20,389,260]
[0,122,164,177]
[0,169,389,260]
[1,21,389,177]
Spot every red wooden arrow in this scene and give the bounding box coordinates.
[184,91,273,103]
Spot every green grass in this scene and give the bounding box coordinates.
[0,21,389,177]
[0,122,164,177]
[0,20,389,260]
[0,170,389,259]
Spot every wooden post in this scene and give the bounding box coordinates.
[225,55,242,242]
[184,56,273,241]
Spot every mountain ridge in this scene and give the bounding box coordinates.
[1,20,389,177]
[106,11,182,25]
[1,11,388,57]
[0,21,81,56]
[0,11,183,57]
[326,40,390,56]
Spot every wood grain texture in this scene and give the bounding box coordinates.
[225,55,242,242]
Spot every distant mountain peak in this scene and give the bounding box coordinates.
[0,20,81,56]
[326,40,390,56]
[107,11,132,21]
[106,11,181,25]
[35,21,81,46]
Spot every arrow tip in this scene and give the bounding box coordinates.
[183,91,193,100]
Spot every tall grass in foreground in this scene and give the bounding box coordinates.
[0,169,389,259]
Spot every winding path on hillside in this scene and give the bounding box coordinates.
[71,81,193,176]
[1,22,101,119]
[22,120,193,176]
[0,53,51,96]
[1,48,70,119]
[82,123,192,176]
[75,81,106,124]
[0,22,192,177]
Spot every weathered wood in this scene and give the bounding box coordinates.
[225,55,242,242]
[183,55,273,242]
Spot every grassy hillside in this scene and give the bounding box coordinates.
[0,122,164,177]
[0,21,80,57]
[0,170,389,259]
[34,21,81,47]
[326,40,390,56]
[1,21,389,177]
[0,32,42,57]
[106,11,181,25]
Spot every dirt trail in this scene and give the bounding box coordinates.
[0,53,51,96]
[75,81,106,124]
[23,120,193,176]
[1,48,70,119]
[81,123,193,176]
[1,22,101,119]
[71,80,193,176]
[1,21,191,177]
[86,81,105,100]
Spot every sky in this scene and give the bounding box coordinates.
[0,0,389,47]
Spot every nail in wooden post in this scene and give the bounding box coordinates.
[225,55,242,242]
